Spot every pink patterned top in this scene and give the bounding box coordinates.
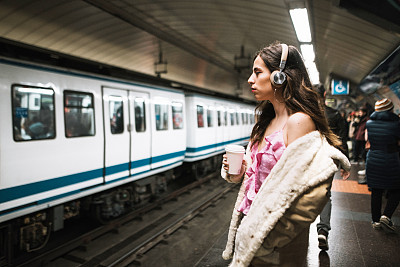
[238,130,286,215]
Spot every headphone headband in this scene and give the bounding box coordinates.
[279,43,288,72]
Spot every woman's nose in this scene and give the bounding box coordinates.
[248,74,254,84]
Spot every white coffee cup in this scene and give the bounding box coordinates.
[225,144,245,175]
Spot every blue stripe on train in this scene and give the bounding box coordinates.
[0,150,186,204]
[0,168,103,204]
[0,138,248,207]
[36,159,184,205]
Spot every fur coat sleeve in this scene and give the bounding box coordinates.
[222,131,351,266]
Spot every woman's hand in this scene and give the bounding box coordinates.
[340,169,350,180]
[222,154,247,183]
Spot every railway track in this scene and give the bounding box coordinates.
[16,171,238,267]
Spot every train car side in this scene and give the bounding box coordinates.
[0,59,186,232]
[0,58,254,256]
[185,94,253,162]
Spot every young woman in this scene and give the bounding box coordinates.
[221,42,350,266]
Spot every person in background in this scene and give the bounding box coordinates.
[347,111,357,159]
[339,109,349,144]
[27,116,46,139]
[315,84,350,251]
[366,98,400,232]
[353,107,369,164]
[317,85,349,157]
[220,41,350,266]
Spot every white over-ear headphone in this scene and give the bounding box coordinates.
[270,43,288,87]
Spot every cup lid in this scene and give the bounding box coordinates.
[225,144,245,153]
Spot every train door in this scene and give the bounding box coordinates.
[223,107,230,146]
[103,87,130,182]
[209,104,218,153]
[215,106,224,151]
[128,91,151,177]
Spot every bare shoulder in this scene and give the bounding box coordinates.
[287,112,314,127]
[286,112,316,145]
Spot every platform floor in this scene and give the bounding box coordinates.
[195,163,400,267]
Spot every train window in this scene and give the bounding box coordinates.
[249,112,254,124]
[155,104,169,131]
[109,96,124,134]
[217,110,222,126]
[197,105,204,128]
[134,98,146,132]
[236,112,240,125]
[224,111,228,126]
[12,85,56,141]
[242,112,246,124]
[172,102,183,129]
[207,108,214,127]
[230,112,235,126]
[64,91,95,138]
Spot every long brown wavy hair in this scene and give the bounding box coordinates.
[250,41,341,149]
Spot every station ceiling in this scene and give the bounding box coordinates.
[0,0,399,101]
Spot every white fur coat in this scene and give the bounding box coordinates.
[222,131,351,267]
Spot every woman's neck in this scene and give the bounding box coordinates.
[263,102,289,136]
[272,101,289,123]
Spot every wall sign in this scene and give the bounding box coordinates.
[331,79,349,95]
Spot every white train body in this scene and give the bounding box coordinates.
[185,95,253,161]
[0,58,254,232]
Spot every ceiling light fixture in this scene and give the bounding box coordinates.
[289,8,312,42]
[300,44,315,62]
[300,44,319,84]
[305,61,320,84]
[289,7,319,84]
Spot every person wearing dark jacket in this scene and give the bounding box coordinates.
[325,107,349,157]
[366,98,400,232]
[315,85,349,250]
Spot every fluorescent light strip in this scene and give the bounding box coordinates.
[289,8,312,42]
[300,44,315,62]
[304,61,320,85]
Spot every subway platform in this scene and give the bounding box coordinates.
[195,163,400,267]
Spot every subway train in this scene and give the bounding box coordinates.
[0,57,254,254]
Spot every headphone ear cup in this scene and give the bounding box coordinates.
[270,70,286,87]
[270,70,279,86]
